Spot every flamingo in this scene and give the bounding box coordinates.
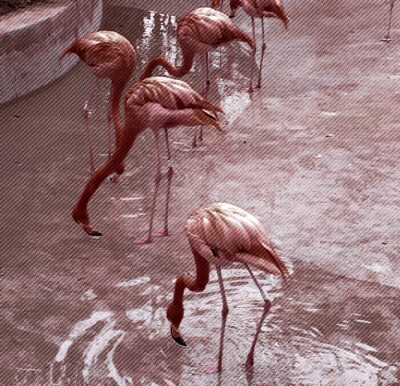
[72,77,224,244]
[229,0,290,91]
[60,31,137,178]
[167,202,289,372]
[382,0,396,41]
[140,7,254,146]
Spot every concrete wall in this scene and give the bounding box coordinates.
[0,0,103,104]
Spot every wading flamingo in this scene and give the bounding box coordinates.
[72,77,224,244]
[229,0,290,91]
[382,0,396,41]
[140,7,254,146]
[167,202,289,372]
[61,31,137,178]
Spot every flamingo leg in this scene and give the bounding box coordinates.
[153,129,174,238]
[203,265,229,374]
[249,17,256,93]
[192,53,210,147]
[199,53,210,143]
[134,130,162,244]
[108,84,125,183]
[243,263,271,370]
[383,0,396,41]
[106,86,113,159]
[83,77,99,174]
[256,17,266,89]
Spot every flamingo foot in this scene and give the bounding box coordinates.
[248,85,254,93]
[203,362,221,374]
[382,34,392,42]
[152,228,168,238]
[245,356,254,370]
[133,235,152,244]
[255,81,262,89]
[170,327,187,346]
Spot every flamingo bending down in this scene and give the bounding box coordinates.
[72,77,224,244]
[382,0,396,41]
[229,0,290,91]
[140,7,254,146]
[167,202,289,372]
[61,31,137,178]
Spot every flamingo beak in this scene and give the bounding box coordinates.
[170,327,187,346]
[81,223,102,238]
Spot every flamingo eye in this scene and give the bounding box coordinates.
[211,249,218,257]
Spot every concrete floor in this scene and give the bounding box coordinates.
[1,0,400,384]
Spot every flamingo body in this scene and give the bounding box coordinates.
[61,31,137,83]
[177,7,255,54]
[186,202,288,275]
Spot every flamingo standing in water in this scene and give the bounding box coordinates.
[61,31,137,178]
[72,77,224,244]
[229,0,290,91]
[167,202,289,372]
[382,0,396,41]
[140,7,254,146]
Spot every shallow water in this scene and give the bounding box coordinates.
[2,0,400,385]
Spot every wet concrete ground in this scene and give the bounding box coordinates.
[1,0,400,384]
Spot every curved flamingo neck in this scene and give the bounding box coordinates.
[140,51,195,81]
[73,123,143,226]
[166,249,210,329]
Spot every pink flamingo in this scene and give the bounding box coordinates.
[61,31,137,178]
[72,77,224,244]
[229,0,290,91]
[167,202,289,372]
[382,0,396,41]
[140,7,254,146]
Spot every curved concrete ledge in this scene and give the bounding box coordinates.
[0,0,103,104]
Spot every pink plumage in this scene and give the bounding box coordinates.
[186,202,289,277]
[167,202,289,372]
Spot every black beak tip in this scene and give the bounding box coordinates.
[171,328,187,346]
[229,15,234,18]
[88,230,102,238]
[173,336,187,346]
